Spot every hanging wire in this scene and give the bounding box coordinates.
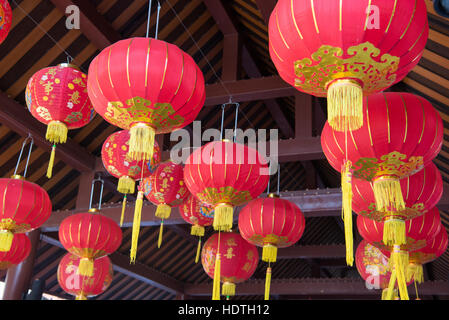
[89,176,105,211]
[146,0,153,38]
[233,103,240,143]
[155,1,162,39]
[13,134,34,178]
[266,161,272,195]
[220,104,226,140]
[277,163,281,196]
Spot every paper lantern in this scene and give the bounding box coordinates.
[269,0,428,132]
[57,254,113,300]
[0,176,52,252]
[179,193,214,263]
[0,0,11,45]
[322,92,443,265]
[26,63,95,178]
[201,232,259,299]
[184,140,270,231]
[59,211,122,276]
[353,162,443,245]
[87,37,205,162]
[0,233,31,270]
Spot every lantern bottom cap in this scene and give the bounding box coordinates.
[262,244,277,263]
[222,282,235,297]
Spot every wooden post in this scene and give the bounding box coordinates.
[3,229,41,300]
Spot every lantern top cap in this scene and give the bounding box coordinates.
[267,193,279,198]
[58,63,81,71]
[88,208,100,213]
[10,175,24,180]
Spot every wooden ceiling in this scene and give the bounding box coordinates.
[0,0,449,300]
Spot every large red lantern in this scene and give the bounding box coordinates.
[101,130,161,226]
[321,92,442,265]
[184,140,270,232]
[269,0,428,133]
[57,254,113,300]
[0,176,52,252]
[26,64,95,178]
[0,233,31,270]
[59,211,122,277]
[352,162,443,246]
[0,1,12,45]
[87,37,206,163]
[179,193,214,263]
[201,232,259,299]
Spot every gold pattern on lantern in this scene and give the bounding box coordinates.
[196,187,252,207]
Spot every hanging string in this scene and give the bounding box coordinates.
[220,104,226,140]
[13,134,34,178]
[145,0,153,38]
[155,2,161,40]
[233,103,240,143]
[277,163,281,196]
[89,176,104,211]
[266,161,272,195]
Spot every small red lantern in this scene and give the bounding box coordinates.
[0,176,52,252]
[269,0,428,132]
[57,253,113,300]
[201,232,259,299]
[179,193,214,263]
[0,233,31,270]
[88,37,206,163]
[59,211,122,277]
[184,140,270,231]
[26,63,95,178]
[0,1,12,45]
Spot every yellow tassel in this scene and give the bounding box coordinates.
[0,230,14,252]
[407,263,424,284]
[158,221,164,249]
[265,267,272,301]
[118,176,135,194]
[46,121,68,144]
[155,204,171,220]
[120,195,127,227]
[373,177,405,213]
[195,237,202,264]
[383,217,406,246]
[75,294,87,300]
[391,246,410,300]
[130,191,144,264]
[327,79,363,132]
[191,225,205,237]
[222,282,236,297]
[77,258,94,277]
[341,161,354,266]
[384,268,398,300]
[46,145,56,179]
[262,244,278,263]
[212,253,221,300]
[129,123,155,161]
[213,204,233,231]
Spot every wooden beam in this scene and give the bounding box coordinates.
[254,0,277,24]
[276,245,346,260]
[222,33,241,82]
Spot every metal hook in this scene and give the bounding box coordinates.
[155,1,161,40]
[89,176,105,211]
[13,134,34,178]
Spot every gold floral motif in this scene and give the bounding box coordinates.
[352,151,424,181]
[36,106,52,121]
[105,96,185,132]
[107,165,121,177]
[0,218,31,233]
[128,165,141,177]
[294,42,399,96]
[248,233,290,248]
[374,237,427,253]
[72,77,86,87]
[64,112,83,124]
[358,202,426,222]
[224,248,235,259]
[196,187,253,207]
[69,91,81,104]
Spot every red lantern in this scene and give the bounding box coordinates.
[26,64,95,178]
[353,162,443,245]
[87,37,206,162]
[101,130,161,226]
[0,233,31,270]
[57,253,113,300]
[321,92,443,265]
[179,193,214,263]
[0,1,12,45]
[201,232,259,299]
[59,211,122,277]
[269,0,428,132]
[0,176,52,252]
[184,140,270,231]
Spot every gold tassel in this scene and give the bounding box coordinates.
[0,230,14,252]
[391,245,410,300]
[384,268,398,300]
[213,203,233,231]
[130,191,144,264]
[383,217,406,246]
[373,177,405,213]
[75,294,87,300]
[129,123,155,161]
[77,258,94,277]
[155,204,171,220]
[46,145,56,179]
[195,237,202,264]
[407,263,424,284]
[118,176,135,194]
[222,282,236,297]
[262,244,278,263]
[158,221,164,249]
[120,195,127,227]
[191,225,205,237]
[327,79,363,132]
[341,161,354,266]
[212,253,221,300]
[46,121,68,144]
[264,267,272,301]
